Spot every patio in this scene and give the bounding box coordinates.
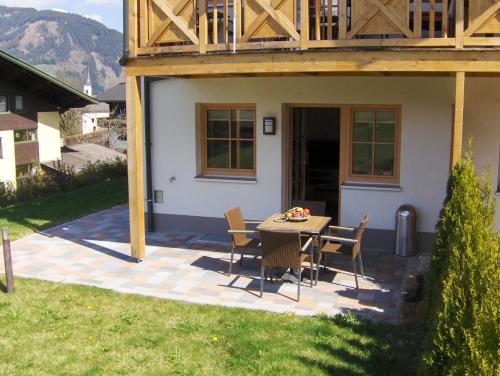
[4,205,411,323]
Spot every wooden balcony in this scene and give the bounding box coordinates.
[127,0,500,58]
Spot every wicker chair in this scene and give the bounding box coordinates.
[259,230,314,302]
[224,207,262,276]
[317,214,369,289]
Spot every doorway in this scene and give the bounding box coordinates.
[289,107,341,222]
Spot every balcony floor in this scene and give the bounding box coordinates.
[6,205,412,323]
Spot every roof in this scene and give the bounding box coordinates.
[59,143,126,172]
[96,82,125,103]
[0,49,98,109]
[82,102,110,114]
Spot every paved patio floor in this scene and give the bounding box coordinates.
[4,205,411,322]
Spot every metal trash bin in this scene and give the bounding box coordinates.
[394,205,417,257]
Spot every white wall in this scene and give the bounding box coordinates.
[37,112,61,162]
[150,76,462,234]
[464,78,500,230]
[0,130,16,184]
[82,112,109,134]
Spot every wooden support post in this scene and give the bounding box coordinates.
[126,76,146,260]
[2,228,14,293]
[451,71,465,167]
[199,0,208,53]
[455,0,464,48]
[300,0,309,49]
[414,0,422,38]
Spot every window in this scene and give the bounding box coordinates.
[14,129,37,144]
[200,104,256,176]
[15,95,25,112]
[16,163,36,178]
[0,95,7,113]
[349,107,400,183]
[0,137,3,159]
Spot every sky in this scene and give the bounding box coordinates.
[0,0,123,32]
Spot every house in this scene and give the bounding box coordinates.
[97,82,126,118]
[80,71,111,134]
[122,0,500,260]
[0,50,97,185]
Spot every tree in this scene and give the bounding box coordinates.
[59,108,82,136]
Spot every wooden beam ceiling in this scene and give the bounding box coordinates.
[125,49,500,77]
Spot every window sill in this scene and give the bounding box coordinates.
[342,182,402,192]
[194,175,257,184]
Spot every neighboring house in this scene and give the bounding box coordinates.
[60,143,126,172]
[81,102,110,134]
[0,50,96,185]
[97,82,126,118]
[122,1,500,259]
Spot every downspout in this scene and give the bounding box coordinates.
[144,77,155,232]
[122,0,128,59]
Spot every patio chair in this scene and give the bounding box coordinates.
[259,230,314,302]
[317,214,369,289]
[224,207,262,276]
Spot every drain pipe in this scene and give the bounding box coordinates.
[143,77,155,232]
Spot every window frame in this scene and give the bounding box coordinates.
[14,95,26,113]
[199,103,257,177]
[0,94,9,113]
[348,105,401,184]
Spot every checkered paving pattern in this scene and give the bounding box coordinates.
[3,205,409,323]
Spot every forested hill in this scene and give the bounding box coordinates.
[0,6,123,94]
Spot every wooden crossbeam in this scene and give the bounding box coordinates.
[348,0,394,38]
[252,0,300,40]
[365,0,413,38]
[464,1,500,37]
[241,0,288,42]
[148,0,198,46]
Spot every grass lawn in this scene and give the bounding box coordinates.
[0,278,422,375]
[0,178,128,240]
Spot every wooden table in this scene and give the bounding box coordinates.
[257,214,331,235]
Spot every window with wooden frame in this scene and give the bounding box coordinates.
[200,104,256,177]
[349,107,401,183]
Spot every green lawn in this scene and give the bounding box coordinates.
[0,178,128,240]
[0,278,422,375]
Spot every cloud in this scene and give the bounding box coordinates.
[84,14,103,23]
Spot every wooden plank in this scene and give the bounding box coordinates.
[365,0,413,38]
[349,0,393,38]
[213,0,218,44]
[128,0,138,56]
[327,0,333,40]
[464,36,500,46]
[300,0,309,49]
[429,0,435,38]
[257,214,332,235]
[252,0,300,40]
[469,0,500,34]
[315,0,320,40]
[456,0,464,48]
[199,0,208,52]
[125,49,500,76]
[241,0,288,42]
[307,37,455,47]
[154,0,199,44]
[139,0,148,47]
[147,0,192,46]
[442,0,448,37]
[224,0,228,44]
[234,0,242,38]
[451,71,465,167]
[338,0,347,39]
[414,0,422,38]
[464,2,500,37]
[125,76,146,260]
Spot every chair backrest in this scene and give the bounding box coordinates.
[292,200,326,216]
[259,230,302,269]
[352,214,369,258]
[224,207,247,247]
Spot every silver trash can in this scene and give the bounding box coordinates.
[394,205,417,257]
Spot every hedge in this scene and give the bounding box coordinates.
[420,150,499,375]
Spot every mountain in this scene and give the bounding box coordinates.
[0,6,123,95]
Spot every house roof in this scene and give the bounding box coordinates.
[81,102,110,114]
[58,143,126,172]
[0,49,98,109]
[96,82,125,103]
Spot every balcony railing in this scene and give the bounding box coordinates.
[128,0,500,57]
